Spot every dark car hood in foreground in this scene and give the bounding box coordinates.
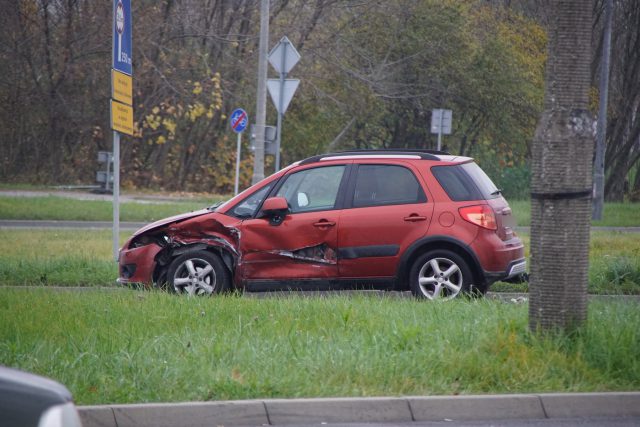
[133,208,211,236]
[0,366,73,426]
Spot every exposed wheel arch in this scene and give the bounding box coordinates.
[396,235,486,293]
[153,243,236,289]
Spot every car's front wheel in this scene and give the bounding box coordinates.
[410,250,472,300]
[166,250,229,296]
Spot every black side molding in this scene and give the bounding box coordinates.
[338,244,400,260]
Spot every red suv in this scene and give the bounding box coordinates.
[118,150,525,299]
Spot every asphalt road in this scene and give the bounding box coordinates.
[263,418,640,427]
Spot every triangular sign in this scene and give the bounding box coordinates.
[267,79,300,115]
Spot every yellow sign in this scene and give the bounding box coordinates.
[112,69,133,105]
[111,100,134,135]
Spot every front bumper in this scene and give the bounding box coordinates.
[117,243,163,285]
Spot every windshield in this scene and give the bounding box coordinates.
[229,184,273,219]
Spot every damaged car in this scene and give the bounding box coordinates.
[118,150,526,300]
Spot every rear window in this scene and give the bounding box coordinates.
[432,162,500,201]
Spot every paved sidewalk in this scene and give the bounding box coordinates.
[78,392,640,427]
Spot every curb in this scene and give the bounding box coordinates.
[78,392,640,427]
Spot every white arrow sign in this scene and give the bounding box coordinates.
[267,79,300,115]
[268,36,301,75]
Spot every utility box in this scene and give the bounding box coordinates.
[96,151,114,192]
[249,125,277,155]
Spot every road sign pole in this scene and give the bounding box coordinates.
[252,0,269,185]
[275,41,288,171]
[235,132,242,195]
[105,152,111,192]
[437,110,443,151]
[112,131,120,261]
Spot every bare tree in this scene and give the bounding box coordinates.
[529,0,594,331]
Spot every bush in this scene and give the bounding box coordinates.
[590,257,640,295]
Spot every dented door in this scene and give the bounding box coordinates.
[239,164,347,282]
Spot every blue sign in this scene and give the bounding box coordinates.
[230,108,248,133]
[112,0,132,75]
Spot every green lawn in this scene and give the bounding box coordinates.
[0,289,637,405]
[509,200,640,227]
[1,195,638,227]
[0,230,638,294]
[0,196,223,222]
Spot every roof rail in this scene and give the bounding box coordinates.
[299,149,450,165]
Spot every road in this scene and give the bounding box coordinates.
[256,418,640,427]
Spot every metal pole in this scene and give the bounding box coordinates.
[593,0,612,220]
[234,132,241,195]
[437,110,443,151]
[251,0,269,184]
[105,152,111,192]
[275,40,288,171]
[112,131,120,262]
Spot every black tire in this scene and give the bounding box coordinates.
[166,250,229,296]
[409,249,473,300]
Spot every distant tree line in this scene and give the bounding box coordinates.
[0,0,638,200]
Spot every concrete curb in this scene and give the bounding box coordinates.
[78,392,640,427]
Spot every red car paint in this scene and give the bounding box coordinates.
[118,151,525,298]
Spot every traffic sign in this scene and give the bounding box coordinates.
[112,0,132,75]
[267,79,300,115]
[268,36,301,75]
[111,100,134,136]
[230,108,249,133]
[112,69,132,105]
[431,109,452,134]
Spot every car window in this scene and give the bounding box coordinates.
[431,162,497,201]
[352,164,426,208]
[275,165,345,213]
[230,184,273,218]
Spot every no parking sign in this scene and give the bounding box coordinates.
[230,108,248,133]
[231,108,249,196]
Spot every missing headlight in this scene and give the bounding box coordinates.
[130,232,169,249]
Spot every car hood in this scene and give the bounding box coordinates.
[133,208,210,236]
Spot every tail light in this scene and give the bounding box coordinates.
[459,205,497,230]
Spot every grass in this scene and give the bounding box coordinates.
[0,230,638,294]
[491,231,640,295]
[0,289,637,405]
[1,195,638,226]
[0,196,220,222]
[0,230,124,287]
[509,200,640,227]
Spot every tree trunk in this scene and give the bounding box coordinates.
[529,0,594,332]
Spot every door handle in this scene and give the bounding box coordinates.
[404,215,427,222]
[313,220,336,227]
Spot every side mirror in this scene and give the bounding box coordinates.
[261,196,289,226]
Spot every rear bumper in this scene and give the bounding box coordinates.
[506,259,527,278]
[484,257,527,283]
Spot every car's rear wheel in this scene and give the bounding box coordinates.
[410,250,472,300]
[167,250,229,296]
